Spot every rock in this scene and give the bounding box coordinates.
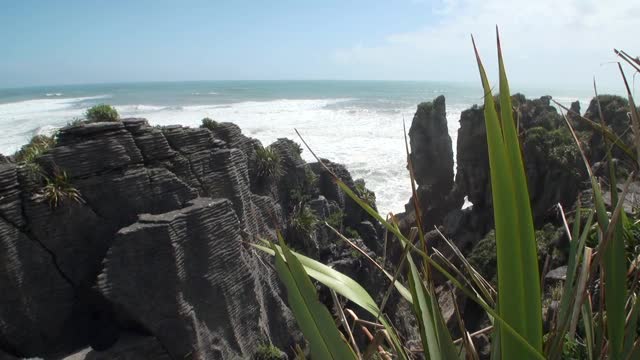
[453,95,585,225]
[522,126,585,224]
[513,94,561,130]
[603,181,640,214]
[582,95,633,166]
[124,119,176,162]
[0,217,79,357]
[405,96,460,229]
[208,122,259,158]
[207,122,263,185]
[190,148,276,236]
[566,100,581,126]
[308,195,330,219]
[435,285,467,332]
[310,159,354,211]
[74,166,198,227]
[39,123,143,178]
[0,118,306,359]
[62,334,171,360]
[409,96,454,190]
[454,104,491,209]
[162,126,215,154]
[23,196,110,287]
[546,266,568,281]
[356,221,381,254]
[97,198,296,359]
[309,160,379,232]
[269,138,310,210]
[0,163,24,227]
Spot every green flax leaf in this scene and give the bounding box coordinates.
[269,236,357,359]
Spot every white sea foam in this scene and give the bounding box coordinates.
[116,98,463,213]
[191,92,219,95]
[0,96,461,213]
[0,95,108,154]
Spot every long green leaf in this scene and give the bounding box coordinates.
[295,129,544,359]
[254,242,409,359]
[407,252,459,359]
[472,31,542,358]
[583,294,595,360]
[546,210,594,359]
[594,83,628,359]
[496,31,543,353]
[605,168,628,360]
[624,294,639,357]
[269,236,357,359]
[335,176,543,358]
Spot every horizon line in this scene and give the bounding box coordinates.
[1,79,482,91]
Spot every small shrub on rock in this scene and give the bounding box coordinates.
[15,134,56,180]
[326,209,344,229]
[15,134,55,163]
[354,180,376,207]
[290,204,318,240]
[344,226,360,239]
[467,230,497,283]
[66,117,85,127]
[200,117,219,130]
[293,141,303,154]
[85,104,119,123]
[255,146,281,178]
[41,170,83,208]
[252,343,285,360]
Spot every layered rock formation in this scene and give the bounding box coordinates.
[403,94,597,250]
[402,94,631,332]
[1,93,631,359]
[0,118,383,359]
[406,95,459,229]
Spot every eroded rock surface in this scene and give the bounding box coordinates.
[0,119,302,359]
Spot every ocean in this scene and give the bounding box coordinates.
[0,81,593,214]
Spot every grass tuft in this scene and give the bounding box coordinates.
[255,146,282,178]
[41,170,83,208]
[14,134,56,181]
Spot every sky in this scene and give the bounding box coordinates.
[1,0,638,91]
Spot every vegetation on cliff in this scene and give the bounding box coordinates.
[200,117,219,130]
[14,134,56,179]
[85,104,120,123]
[41,170,83,208]
[255,145,282,179]
[256,33,640,359]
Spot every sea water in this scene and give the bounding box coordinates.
[0,81,592,214]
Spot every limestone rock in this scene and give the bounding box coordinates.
[0,217,79,357]
[583,95,633,165]
[454,104,490,209]
[0,163,24,227]
[23,196,110,287]
[62,334,171,360]
[406,96,461,229]
[163,126,216,154]
[39,123,143,178]
[97,198,296,359]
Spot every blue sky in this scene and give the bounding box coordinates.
[1,0,638,90]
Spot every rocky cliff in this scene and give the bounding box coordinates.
[0,118,382,359]
[402,94,631,333]
[1,94,631,359]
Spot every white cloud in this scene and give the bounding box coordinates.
[332,0,640,91]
